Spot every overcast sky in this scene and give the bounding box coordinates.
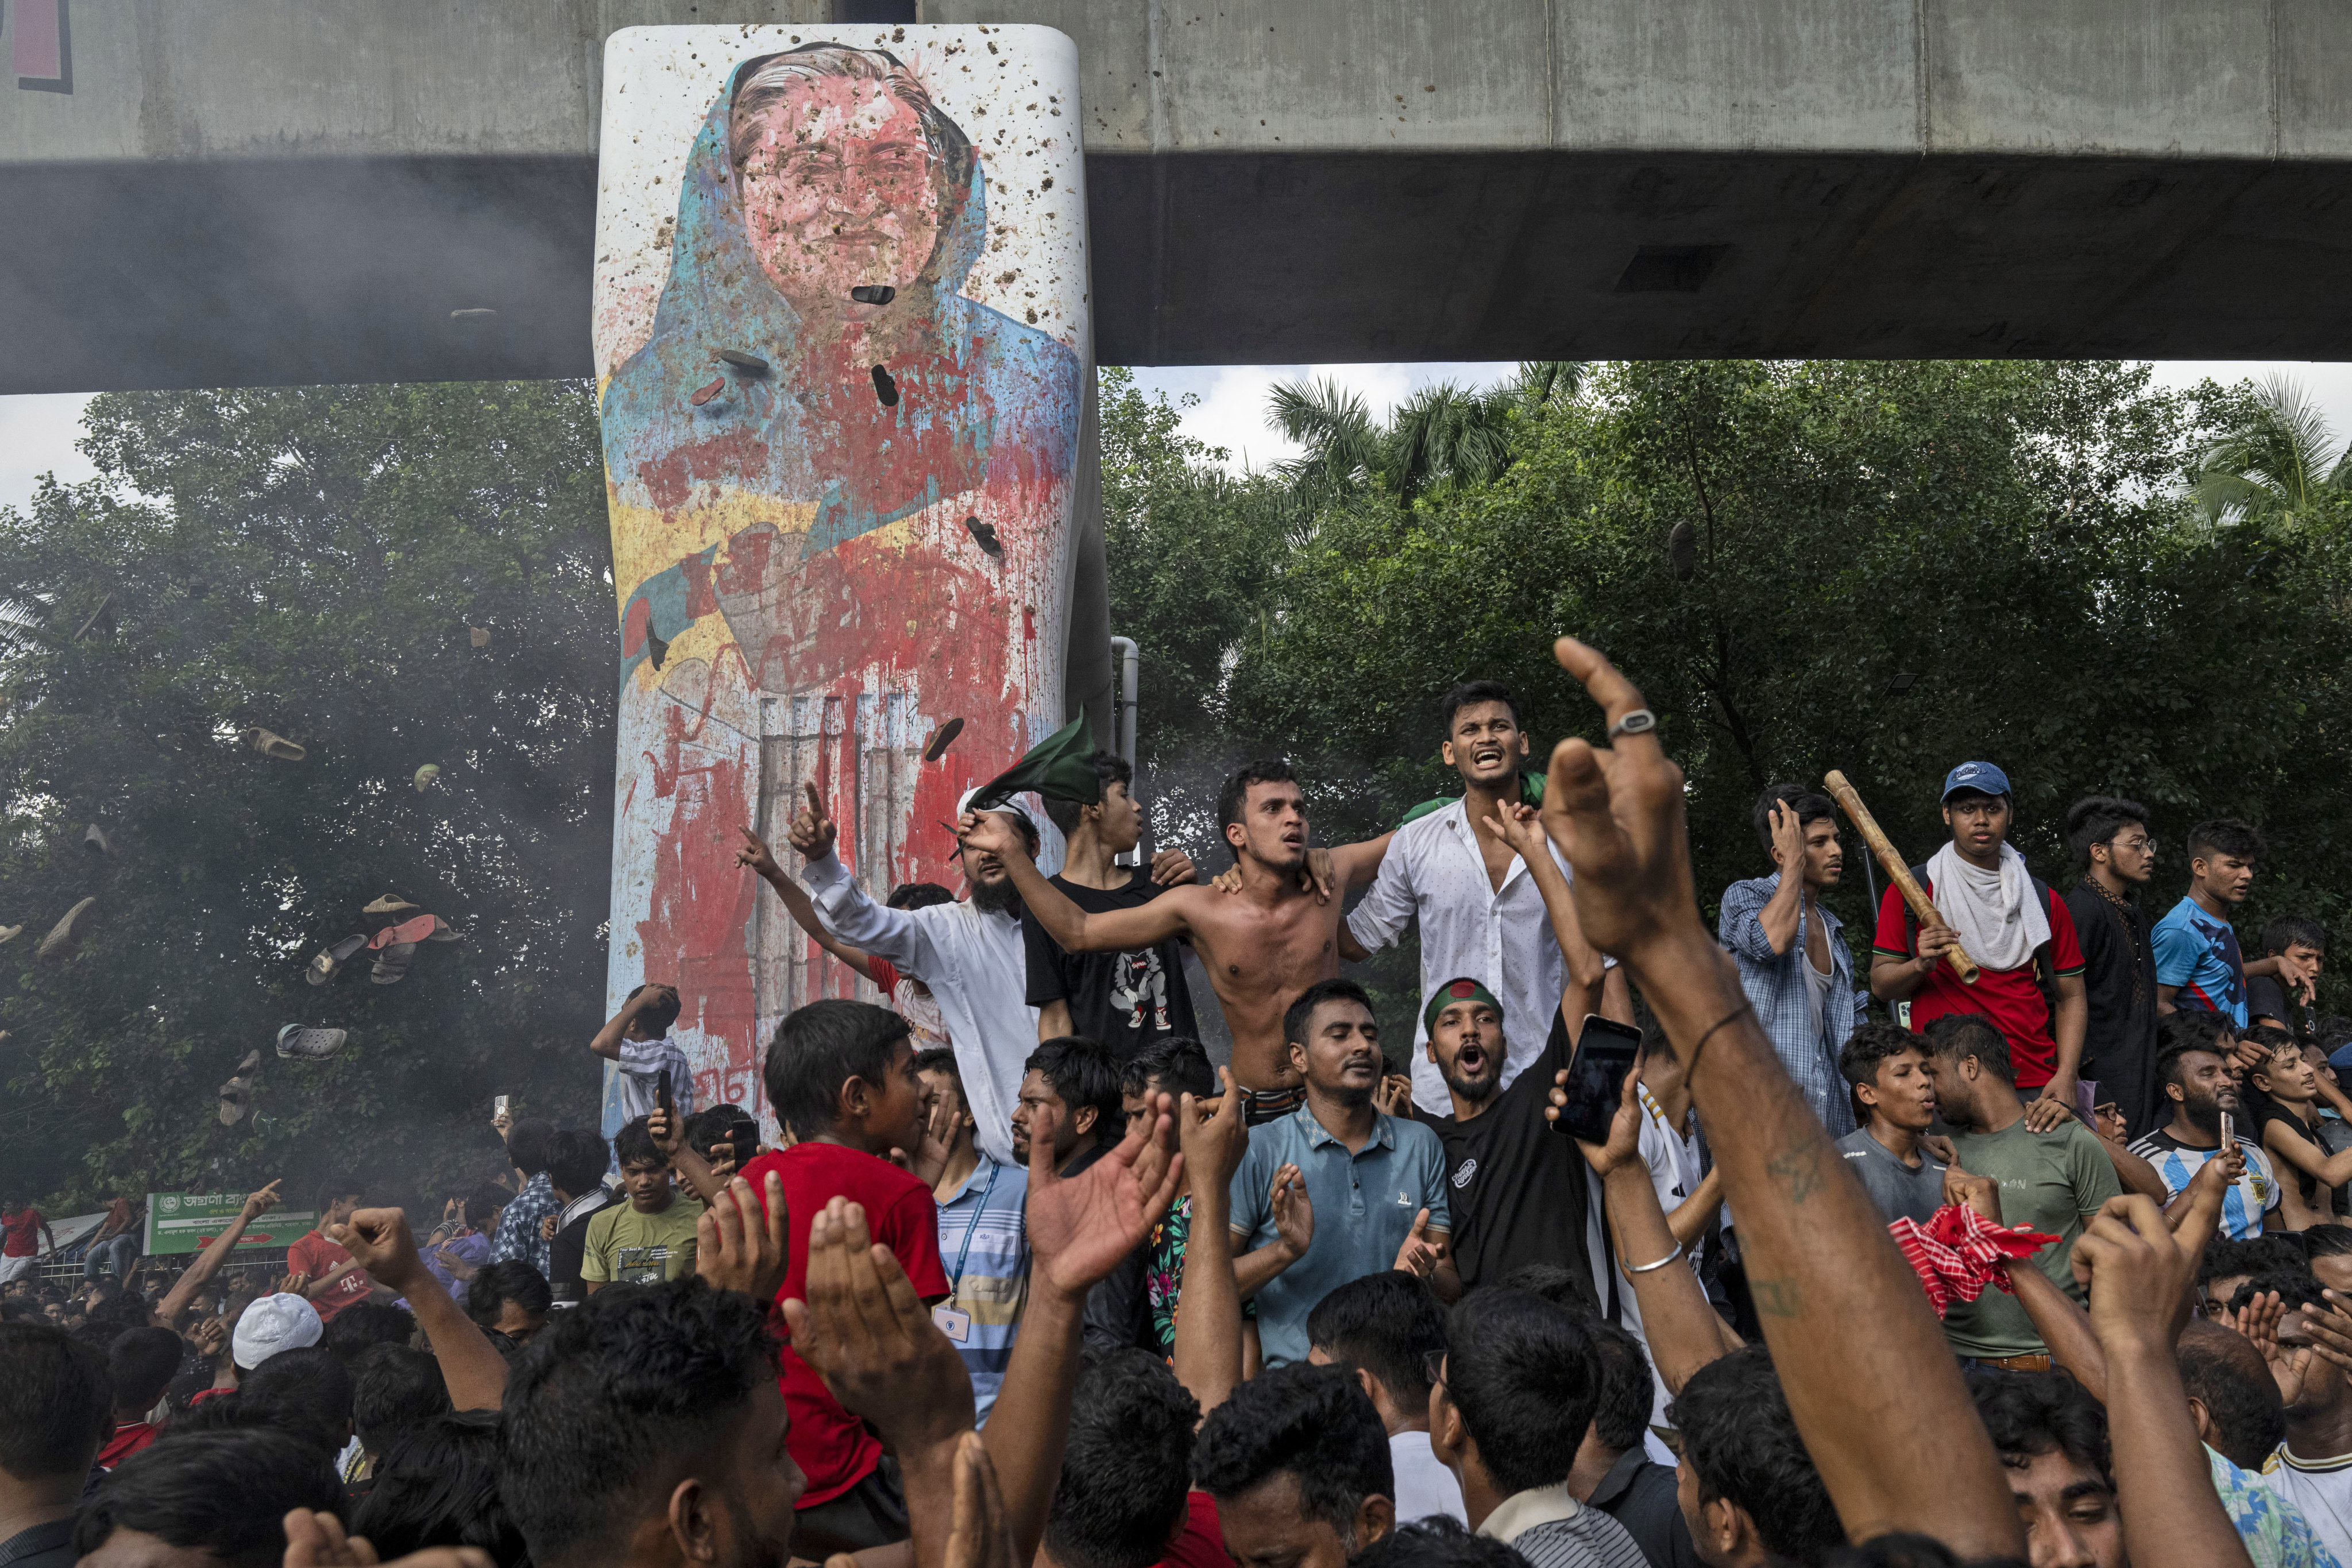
[8,359,2352,512]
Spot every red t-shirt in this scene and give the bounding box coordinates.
[287,1231,374,1323]
[96,1420,159,1469]
[1161,1490,1236,1568]
[2,1208,43,1257]
[737,1142,947,1508]
[1872,876,2086,1088]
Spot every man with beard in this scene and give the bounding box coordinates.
[1344,681,1620,1114]
[2129,1011,2278,1240]
[970,760,1389,1123]
[1225,979,1455,1365]
[751,782,1040,1166]
[1920,1012,2121,1369]
[1410,805,1605,1307]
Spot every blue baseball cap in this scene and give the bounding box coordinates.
[1941,761,2012,802]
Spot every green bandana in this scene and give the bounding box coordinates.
[968,709,1101,812]
[1424,976,1503,1035]
[1397,770,1546,829]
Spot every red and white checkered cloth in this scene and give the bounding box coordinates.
[1888,1204,2060,1319]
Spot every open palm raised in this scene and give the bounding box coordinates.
[1024,1096,1185,1296]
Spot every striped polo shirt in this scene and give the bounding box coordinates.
[936,1157,1030,1424]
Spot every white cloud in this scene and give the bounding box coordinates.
[0,393,99,514]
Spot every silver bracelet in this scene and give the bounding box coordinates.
[1626,1243,1685,1275]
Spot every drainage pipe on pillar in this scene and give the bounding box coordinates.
[1110,635,1140,865]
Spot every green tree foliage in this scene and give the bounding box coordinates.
[0,382,614,1211]
[1219,359,2352,991]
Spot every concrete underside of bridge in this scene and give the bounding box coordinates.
[5,1,2352,393]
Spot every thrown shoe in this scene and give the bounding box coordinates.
[362,895,420,920]
[35,897,94,961]
[0,924,21,945]
[242,728,307,762]
[414,764,440,791]
[368,912,454,949]
[218,1050,261,1125]
[922,717,965,762]
[469,626,491,647]
[871,365,899,407]
[370,941,418,985]
[719,349,770,374]
[83,822,109,855]
[306,933,367,985]
[964,517,1002,558]
[276,1024,347,1061]
[851,284,896,306]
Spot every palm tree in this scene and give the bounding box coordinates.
[2192,374,2352,529]
[1268,361,1587,507]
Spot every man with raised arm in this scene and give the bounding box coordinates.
[747,782,1043,1167]
[1345,680,1622,1113]
[966,759,1389,1123]
[1535,635,2022,1559]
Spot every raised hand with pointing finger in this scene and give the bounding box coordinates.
[788,780,839,860]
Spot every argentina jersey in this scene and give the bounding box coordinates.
[2128,1129,2277,1240]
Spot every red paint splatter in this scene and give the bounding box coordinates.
[639,427,773,512]
[634,733,761,1109]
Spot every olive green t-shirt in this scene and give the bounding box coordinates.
[1942,1117,2122,1360]
[582,1194,705,1285]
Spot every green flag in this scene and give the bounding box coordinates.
[968,710,1101,811]
[1397,770,1546,828]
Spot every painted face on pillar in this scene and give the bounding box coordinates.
[1440,701,1527,790]
[735,78,943,317]
[1230,781,1310,874]
[1428,1001,1504,1104]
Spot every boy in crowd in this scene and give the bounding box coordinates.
[1428,1289,1646,1568]
[545,1129,620,1307]
[0,1323,110,1568]
[1719,783,1863,1134]
[582,1116,705,1290]
[2246,1025,2352,1229]
[1024,748,1200,1056]
[1870,760,2090,1115]
[587,980,694,1124]
[1306,1271,1465,1526]
[916,1046,1030,1423]
[2128,1011,2279,1240]
[1968,1372,2125,1568]
[1229,979,1455,1366]
[0,1199,52,1288]
[2156,818,2315,1025]
[96,1328,181,1469]
[1042,1350,1210,1568]
[290,1183,380,1324]
[1835,1021,1951,1226]
[491,1119,563,1278]
[1921,1012,2121,1369]
[2064,795,2163,1137]
[1089,1038,1234,1360]
[736,999,949,1554]
[1347,680,1616,1113]
[1193,1364,1400,1564]
[1561,1316,1697,1568]
[2251,916,2328,1036]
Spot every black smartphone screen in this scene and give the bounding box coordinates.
[1555,1015,1644,1144]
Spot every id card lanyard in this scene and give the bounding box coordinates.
[933,1161,999,1345]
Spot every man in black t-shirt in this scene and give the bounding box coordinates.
[1023,749,1199,1061]
[543,1130,619,1308]
[1408,805,1600,1304]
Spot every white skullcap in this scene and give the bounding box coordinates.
[232,1292,323,1369]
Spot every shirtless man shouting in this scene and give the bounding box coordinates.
[963,759,1389,1123]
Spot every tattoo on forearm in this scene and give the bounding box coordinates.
[1767,1137,1824,1204]
[1751,1277,1801,1317]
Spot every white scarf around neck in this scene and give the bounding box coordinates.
[1926,840,2050,972]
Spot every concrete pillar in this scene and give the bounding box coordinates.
[590,24,1090,1137]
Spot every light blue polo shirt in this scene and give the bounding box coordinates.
[935,1157,1030,1425]
[1229,1104,1450,1368]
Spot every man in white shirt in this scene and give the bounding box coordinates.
[1345,681,1628,1111]
[1307,1270,1467,1525]
[760,781,1040,1167]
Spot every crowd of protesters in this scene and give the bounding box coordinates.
[6,645,2351,1568]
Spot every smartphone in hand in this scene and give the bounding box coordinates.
[1555,1015,1645,1144]
[2220,1109,2235,1153]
